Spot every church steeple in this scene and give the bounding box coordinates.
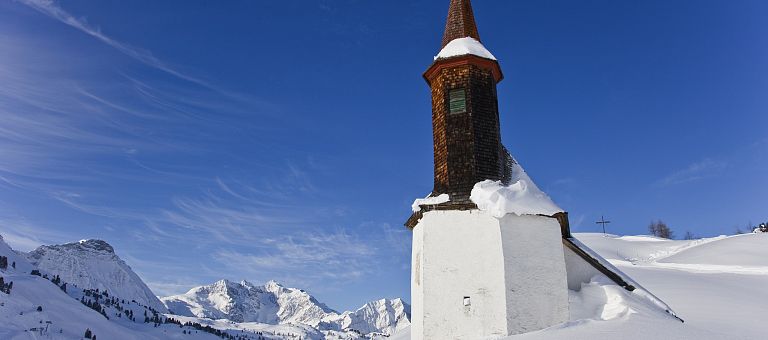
[412,0,507,214]
[442,0,481,48]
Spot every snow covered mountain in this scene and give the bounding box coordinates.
[330,298,410,336]
[162,279,411,335]
[1,235,391,339]
[26,239,168,313]
[163,279,335,324]
[0,235,186,339]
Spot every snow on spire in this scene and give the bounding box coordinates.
[436,0,496,61]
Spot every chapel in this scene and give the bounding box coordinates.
[407,1,678,339]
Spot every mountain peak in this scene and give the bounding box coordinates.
[239,279,258,288]
[213,278,232,285]
[75,239,115,253]
[27,239,167,312]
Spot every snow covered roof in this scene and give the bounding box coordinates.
[470,159,563,218]
[411,194,450,212]
[435,37,496,61]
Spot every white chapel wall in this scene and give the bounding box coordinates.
[411,210,509,339]
[498,214,570,334]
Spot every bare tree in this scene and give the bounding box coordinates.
[648,220,674,239]
[683,231,695,240]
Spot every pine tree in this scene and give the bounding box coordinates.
[84,328,92,338]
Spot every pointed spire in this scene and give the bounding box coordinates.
[441,0,481,48]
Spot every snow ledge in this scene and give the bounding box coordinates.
[411,194,450,212]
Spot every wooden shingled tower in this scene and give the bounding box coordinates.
[423,0,508,208]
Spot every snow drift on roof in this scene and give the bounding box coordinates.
[470,160,562,218]
[411,193,450,212]
[435,37,496,61]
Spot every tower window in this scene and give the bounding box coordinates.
[449,89,467,114]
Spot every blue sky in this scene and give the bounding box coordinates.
[0,0,766,311]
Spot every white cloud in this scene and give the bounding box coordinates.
[657,158,728,186]
[0,216,74,251]
[17,0,212,89]
[212,230,376,288]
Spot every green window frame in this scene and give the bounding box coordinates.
[449,89,467,114]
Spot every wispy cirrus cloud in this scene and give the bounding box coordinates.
[657,158,728,187]
[2,0,404,303]
[17,0,212,89]
[212,230,377,288]
[0,214,76,251]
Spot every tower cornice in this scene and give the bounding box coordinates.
[423,55,504,85]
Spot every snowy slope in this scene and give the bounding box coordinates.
[659,233,768,266]
[0,234,33,274]
[573,233,725,263]
[162,279,410,336]
[389,232,768,339]
[26,239,168,313]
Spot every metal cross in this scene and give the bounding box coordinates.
[596,215,611,234]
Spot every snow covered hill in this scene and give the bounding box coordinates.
[162,279,410,336]
[26,239,168,313]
